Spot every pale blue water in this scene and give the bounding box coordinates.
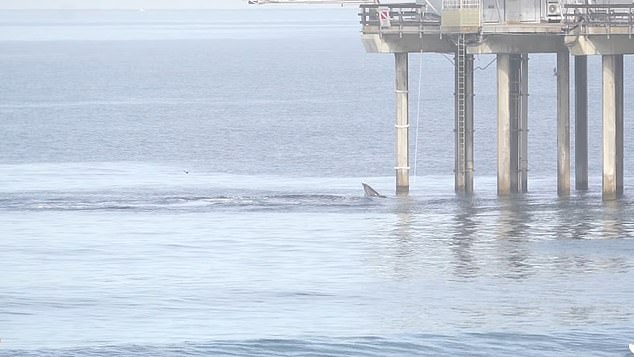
[1,8,634,356]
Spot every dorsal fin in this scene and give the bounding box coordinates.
[362,182,385,198]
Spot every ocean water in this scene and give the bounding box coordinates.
[1,8,633,356]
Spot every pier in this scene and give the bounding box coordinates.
[360,1,634,200]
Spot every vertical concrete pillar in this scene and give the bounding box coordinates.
[557,51,571,196]
[498,54,527,196]
[454,50,474,194]
[602,54,624,200]
[395,52,409,195]
[519,54,529,193]
[509,55,520,193]
[508,54,521,193]
[497,54,511,195]
[575,56,588,190]
[615,55,624,196]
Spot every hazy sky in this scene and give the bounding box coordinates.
[0,0,250,9]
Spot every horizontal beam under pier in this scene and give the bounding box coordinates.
[362,34,456,54]
[568,35,634,56]
[469,35,567,55]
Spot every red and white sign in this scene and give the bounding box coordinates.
[378,7,391,28]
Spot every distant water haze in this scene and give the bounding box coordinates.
[0,0,250,9]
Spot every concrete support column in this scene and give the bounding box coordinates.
[519,54,529,193]
[509,55,520,192]
[557,51,571,196]
[508,54,528,193]
[575,56,588,190]
[395,52,409,195]
[602,54,624,200]
[497,54,511,195]
[454,49,475,194]
[497,53,528,196]
[616,55,624,197]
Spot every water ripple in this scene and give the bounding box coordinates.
[2,333,632,357]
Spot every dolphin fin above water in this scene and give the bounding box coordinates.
[362,183,385,198]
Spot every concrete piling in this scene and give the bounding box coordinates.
[519,54,529,193]
[602,54,624,200]
[557,51,571,197]
[575,56,589,191]
[395,52,410,195]
[498,53,528,195]
[497,54,512,196]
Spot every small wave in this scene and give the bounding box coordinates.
[0,193,382,213]
[0,332,629,357]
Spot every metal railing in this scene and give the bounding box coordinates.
[564,3,634,36]
[359,3,441,31]
[442,0,480,9]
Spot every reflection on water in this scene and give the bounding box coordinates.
[451,197,479,279]
[603,200,628,239]
[367,190,634,284]
[495,197,533,280]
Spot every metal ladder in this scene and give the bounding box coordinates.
[456,34,467,177]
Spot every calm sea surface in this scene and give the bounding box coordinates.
[1,8,633,356]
